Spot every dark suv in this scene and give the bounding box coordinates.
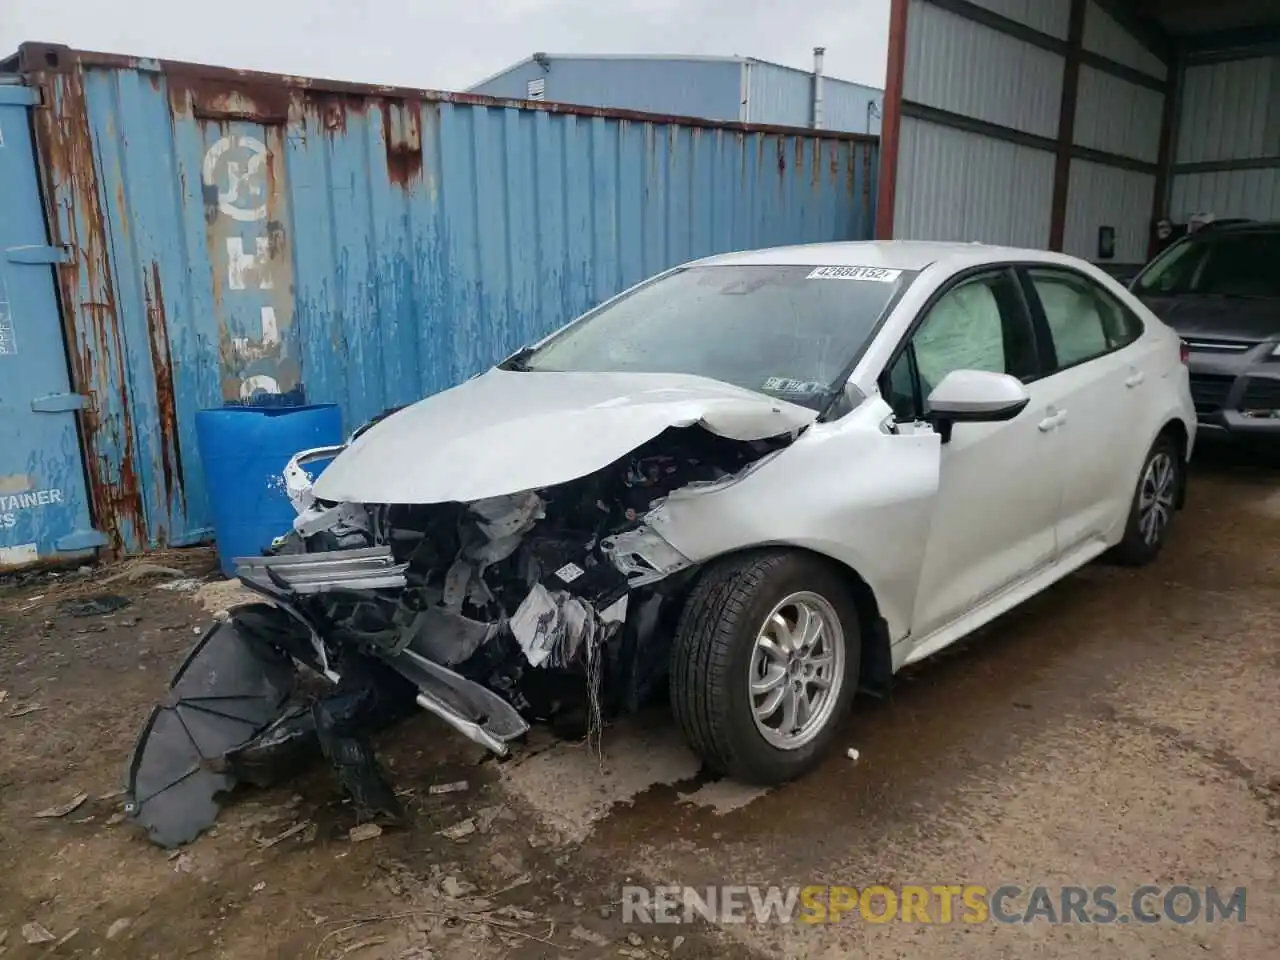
[1131,221,1280,440]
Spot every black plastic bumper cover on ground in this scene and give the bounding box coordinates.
[123,618,298,848]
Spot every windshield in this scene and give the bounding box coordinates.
[517,264,911,409]
[1133,231,1280,298]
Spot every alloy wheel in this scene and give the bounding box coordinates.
[748,591,846,750]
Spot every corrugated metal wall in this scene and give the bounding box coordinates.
[1058,1,1164,264]
[21,46,878,555]
[886,0,1168,267]
[1072,65,1162,163]
[1081,1,1166,80]
[1171,54,1280,220]
[1171,170,1280,221]
[968,0,1071,39]
[468,56,743,123]
[892,0,1063,246]
[896,117,1055,245]
[904,2,1063,138]
[1064,159,1154,263]
[743,61,883,134]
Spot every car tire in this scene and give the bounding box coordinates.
[669,550,860,785]
[1109,433,1183,567]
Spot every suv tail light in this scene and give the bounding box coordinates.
[1179,340,1190,365]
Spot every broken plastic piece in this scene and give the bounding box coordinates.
[390,649,529,756]
[511,584,581,668]
[235,546,408,595]
[402,607,500,665]
[123,619,297,848]
[509,584,628,670]
[601,526,692,587]
[225,706,319,788]
[59,594,131,617]
[314,688,404,825]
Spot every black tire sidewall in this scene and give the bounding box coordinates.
[1118,435,1182,564]
[714,556,860,782]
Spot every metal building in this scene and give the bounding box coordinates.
[469,53,885,135]
[0,43,877,569]
[877,0,1280,272]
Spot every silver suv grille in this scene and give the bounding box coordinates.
[1184,338,1252,353]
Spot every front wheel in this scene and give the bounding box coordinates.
[1109,434,1183,566]
[669,551,860,784]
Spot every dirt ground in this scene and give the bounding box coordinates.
[1,444,1276,959]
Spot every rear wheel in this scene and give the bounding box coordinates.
[670,551,860,784]
[1109,434,1182,566]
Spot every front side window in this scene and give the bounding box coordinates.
[884,270,1037,420]
[1028,269,1141,369]
[520,264,912,410]
[1133,231,1280,298]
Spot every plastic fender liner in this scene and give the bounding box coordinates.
[123,618,298,848]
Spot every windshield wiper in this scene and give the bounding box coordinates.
[498,345,536,371]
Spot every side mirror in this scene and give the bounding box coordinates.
[926,369,1030,442]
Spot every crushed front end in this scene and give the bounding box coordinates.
[124,421,791,847]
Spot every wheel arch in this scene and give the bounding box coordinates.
[1154,416,1191,509]
[682,541,895,698]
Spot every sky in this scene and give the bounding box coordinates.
[0,0,890,92]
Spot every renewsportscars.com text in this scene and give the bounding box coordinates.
[622,884,1247,925]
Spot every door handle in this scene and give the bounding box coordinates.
[1038,410,1066,432]
[1125,371,1146,388]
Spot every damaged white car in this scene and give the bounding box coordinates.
[126,241,1196,846]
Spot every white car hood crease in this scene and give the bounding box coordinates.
[312,369,818,505]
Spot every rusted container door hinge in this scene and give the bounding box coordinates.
[5,244,74,265]
[30,393,88,413]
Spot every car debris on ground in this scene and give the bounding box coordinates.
[348,823,383,842]
[32,791,89,819]
[21,922,55,945]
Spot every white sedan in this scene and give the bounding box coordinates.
[127,241,1196,844]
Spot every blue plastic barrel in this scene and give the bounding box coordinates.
[195,403,343,576]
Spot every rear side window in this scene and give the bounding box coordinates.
[1027,269,1142,370]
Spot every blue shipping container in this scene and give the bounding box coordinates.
[9,43,878,560]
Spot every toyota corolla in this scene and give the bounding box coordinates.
[125,241,1196,847]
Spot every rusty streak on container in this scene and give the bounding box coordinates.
[381,99,424,188]
[26,60,145,556]
[143,262,185,521]
[310,91,372,136]
[182,78,291,124]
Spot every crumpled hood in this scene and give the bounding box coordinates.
[312,368,817,504]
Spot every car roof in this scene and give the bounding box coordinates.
[693,240,1097,273]
[1187,220,1280,236]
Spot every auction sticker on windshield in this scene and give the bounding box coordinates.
[807,266,902,282]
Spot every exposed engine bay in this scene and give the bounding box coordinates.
[124,413,796,847]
